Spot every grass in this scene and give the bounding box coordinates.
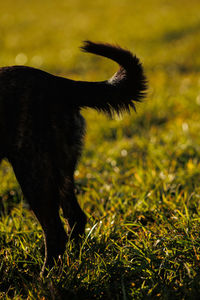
[1,0,200,298]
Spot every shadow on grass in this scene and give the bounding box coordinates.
[1,235,200,299]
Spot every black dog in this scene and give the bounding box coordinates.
[0,41,147,271]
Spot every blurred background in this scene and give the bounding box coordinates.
[0,0,200,75]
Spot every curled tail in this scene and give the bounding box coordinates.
[71,41,147,116]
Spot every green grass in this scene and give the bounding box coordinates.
[1,0,200,298]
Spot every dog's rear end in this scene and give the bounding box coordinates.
[0,41,147,273]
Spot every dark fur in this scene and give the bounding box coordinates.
[0,41,147,272]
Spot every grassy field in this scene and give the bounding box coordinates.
[1,0,200,299]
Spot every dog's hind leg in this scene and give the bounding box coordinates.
[10,153,68,270]
[59,173,87,243]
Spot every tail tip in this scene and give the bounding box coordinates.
[80,40,94,53]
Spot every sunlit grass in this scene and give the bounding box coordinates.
[1,0,200,298]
